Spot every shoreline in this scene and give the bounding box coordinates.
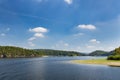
[71,59,120,67]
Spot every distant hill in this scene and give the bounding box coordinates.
[0,46,116,58]
[34,49,86,56]
[89,50,109,56]
[0,46,85,58]
[106,50,114,56]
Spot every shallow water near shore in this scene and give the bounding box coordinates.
[0,56,120,80]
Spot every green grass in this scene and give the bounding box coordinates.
[72,59,120,67]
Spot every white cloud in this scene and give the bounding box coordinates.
[1,33,6,36]
[28,26,48,47]
[29,27,48,33]
[28,42,35,47]
[28,27,48,40]
[34,33,44,38]
[77,24,96,30]
[64,0,72,4]
[28,37,36,41]
[89,39,100,44]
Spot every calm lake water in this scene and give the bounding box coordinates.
[0,56,120,80]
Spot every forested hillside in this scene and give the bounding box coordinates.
[0,46,84,58]
[89,50,108,56]
[0,46,42,58]
[107,47,120,60]
[35,49,85,56]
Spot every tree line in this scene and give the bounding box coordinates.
[0,46,84,58]
[107,47,120,60]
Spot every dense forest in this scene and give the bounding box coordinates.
[34,49,85,56]
[107,47,120,60]
[0,46,42,58]
[89,50,108,56]
[0,46,84,58]
[1,45,119,59]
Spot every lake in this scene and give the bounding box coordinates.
[0,56,120,80]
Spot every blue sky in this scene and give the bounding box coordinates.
[0,0,120,52]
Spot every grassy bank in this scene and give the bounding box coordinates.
[72,59,120,67]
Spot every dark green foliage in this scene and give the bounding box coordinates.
[34,49,85,56]
[113,47,120,55]
[0,46,84,58]
[89,50,108,56]
[0,46,43,58]
[107,55,120,60]
[107,47,120,60]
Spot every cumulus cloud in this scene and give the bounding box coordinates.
[64,0,73,4]
[28,26,48,46]
[28,27,48,40]
[29,27,48,33]
[34,33,44,38]
[89,39,100,44]
[77,24,96,30]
